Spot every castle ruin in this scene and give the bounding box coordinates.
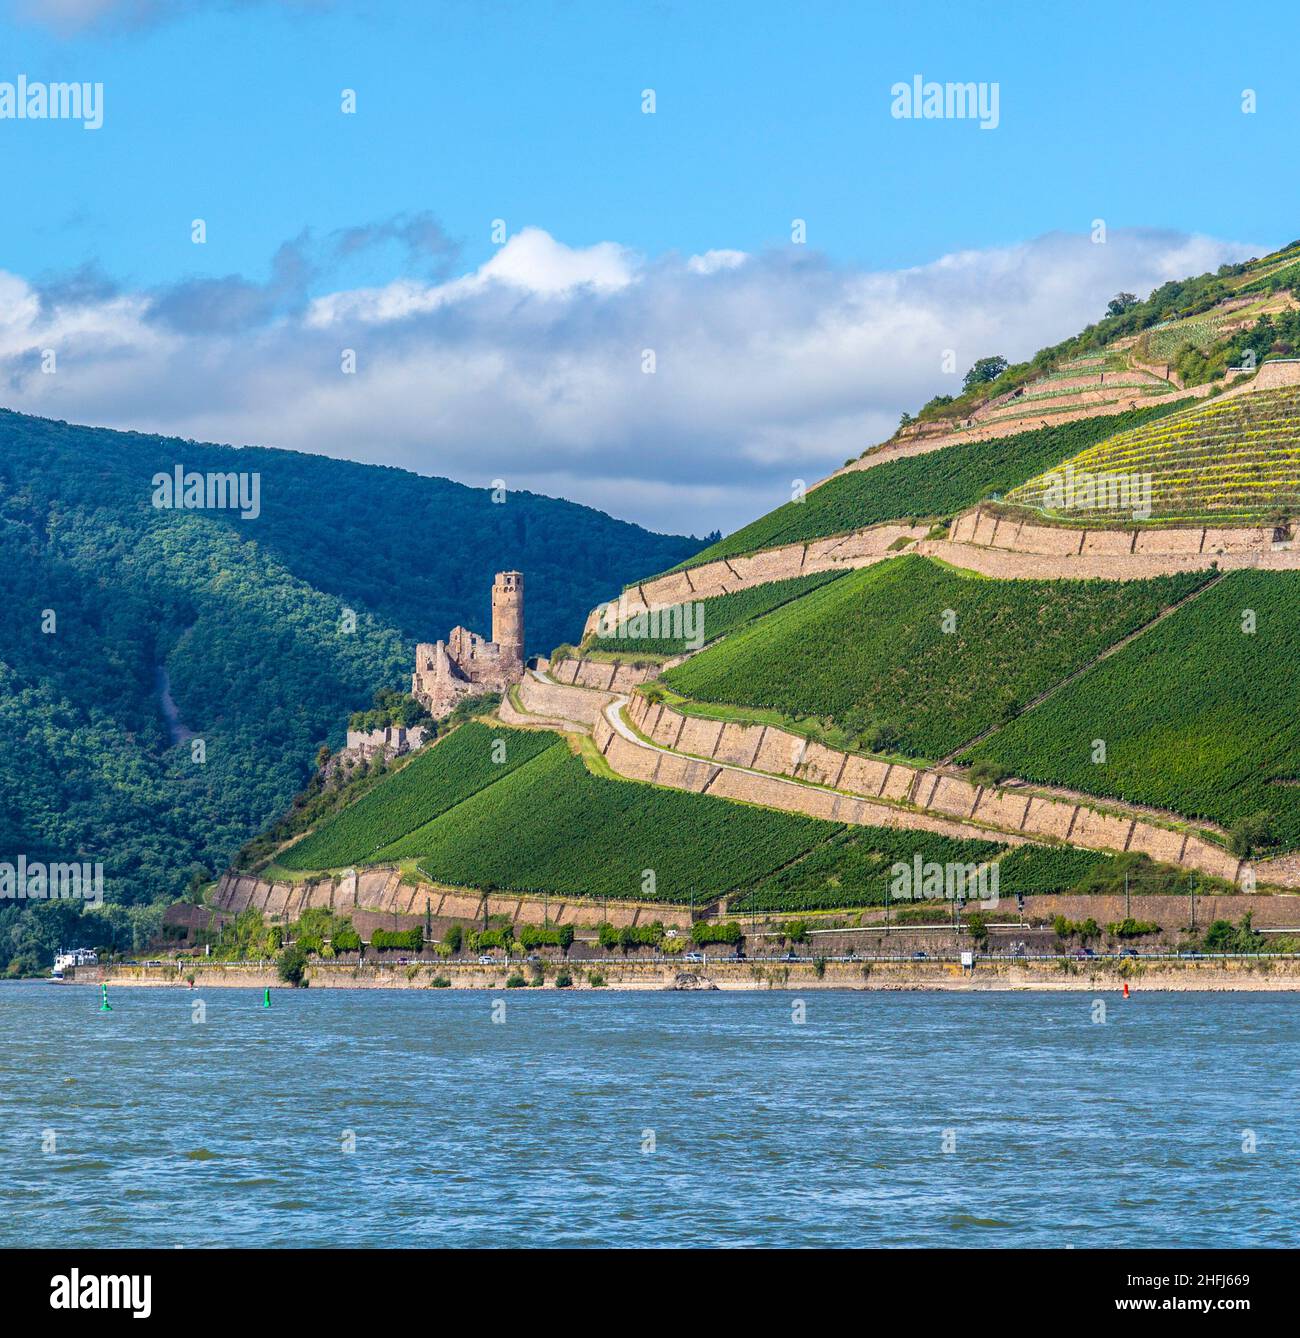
[412,571,525,718]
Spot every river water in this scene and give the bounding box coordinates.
[2,984,1296,1248]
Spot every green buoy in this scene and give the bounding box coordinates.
[98,984,112,1013]
[263,987,271,1008]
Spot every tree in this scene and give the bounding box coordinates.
[962,356,1009,392]
[1228,811,1274,858]
[277,944,308,986]
[1107,292,1139,318]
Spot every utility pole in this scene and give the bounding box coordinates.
[1125,871,1131,921]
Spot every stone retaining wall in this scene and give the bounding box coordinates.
[584,502,1298,649]
[211,870,691,929]
[89,957,1300,991]
[549,656,663,691]
[817,374,1259,491]
[583,522,928,636]
[620,696,1246,884]
[592,711,1030,847]
[510,674,611,730]
[951,506,1278,559]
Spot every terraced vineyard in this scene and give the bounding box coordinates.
[663,556,1211,759]
[382,740,840,901]
[730,830,1116,912]
[586,569,845,656]
[968,570,1300,850]
[1006,386,1300,522]
[1140,314,1231,361]
[979,366,1176,427]
[276,723,555,871]
[1237,247,1300,295]
[665,403,1189,572]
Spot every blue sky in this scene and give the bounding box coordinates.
[1,0,1297,533]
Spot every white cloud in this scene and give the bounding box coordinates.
[479,227,637,294]
[0,225,1259,536]
[308,227,636,326]
[688,249,748,275]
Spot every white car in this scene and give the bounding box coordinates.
[477,954,499,965]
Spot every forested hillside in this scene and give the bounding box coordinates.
[0,409,702,917]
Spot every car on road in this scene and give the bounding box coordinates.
[782,950,801,961]
[1119,948,1138,958]
[683,951,703,963]
[477,954,499,965]
[1073,948,1096,959]
[1179,950,1205,959]
[912,951,928,960]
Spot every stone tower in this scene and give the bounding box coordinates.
[491,570,524,672]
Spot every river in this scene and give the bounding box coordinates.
[2,985,1296,1248]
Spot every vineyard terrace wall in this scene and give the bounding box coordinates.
[583,522,928,637]
[585,508,1300,643]
[818,373,1252,491]
[617,695,1248,886]
[591,709,1031,847]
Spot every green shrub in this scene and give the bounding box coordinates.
[370,927,423,951]
[1203,913,1264,954]
[467,926,514,953]
[1053,915,1100,942]
[965,911,989,947]
[1107,918,1160,938]
[277,944,308,986]
[1229,811,1276,858]
[518,923,577,952]
[690,920,742,946]
[333,925,362,952]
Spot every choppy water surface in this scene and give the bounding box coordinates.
[2,984,1296,1248]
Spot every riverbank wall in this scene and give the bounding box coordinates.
[72,957,1300,993]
